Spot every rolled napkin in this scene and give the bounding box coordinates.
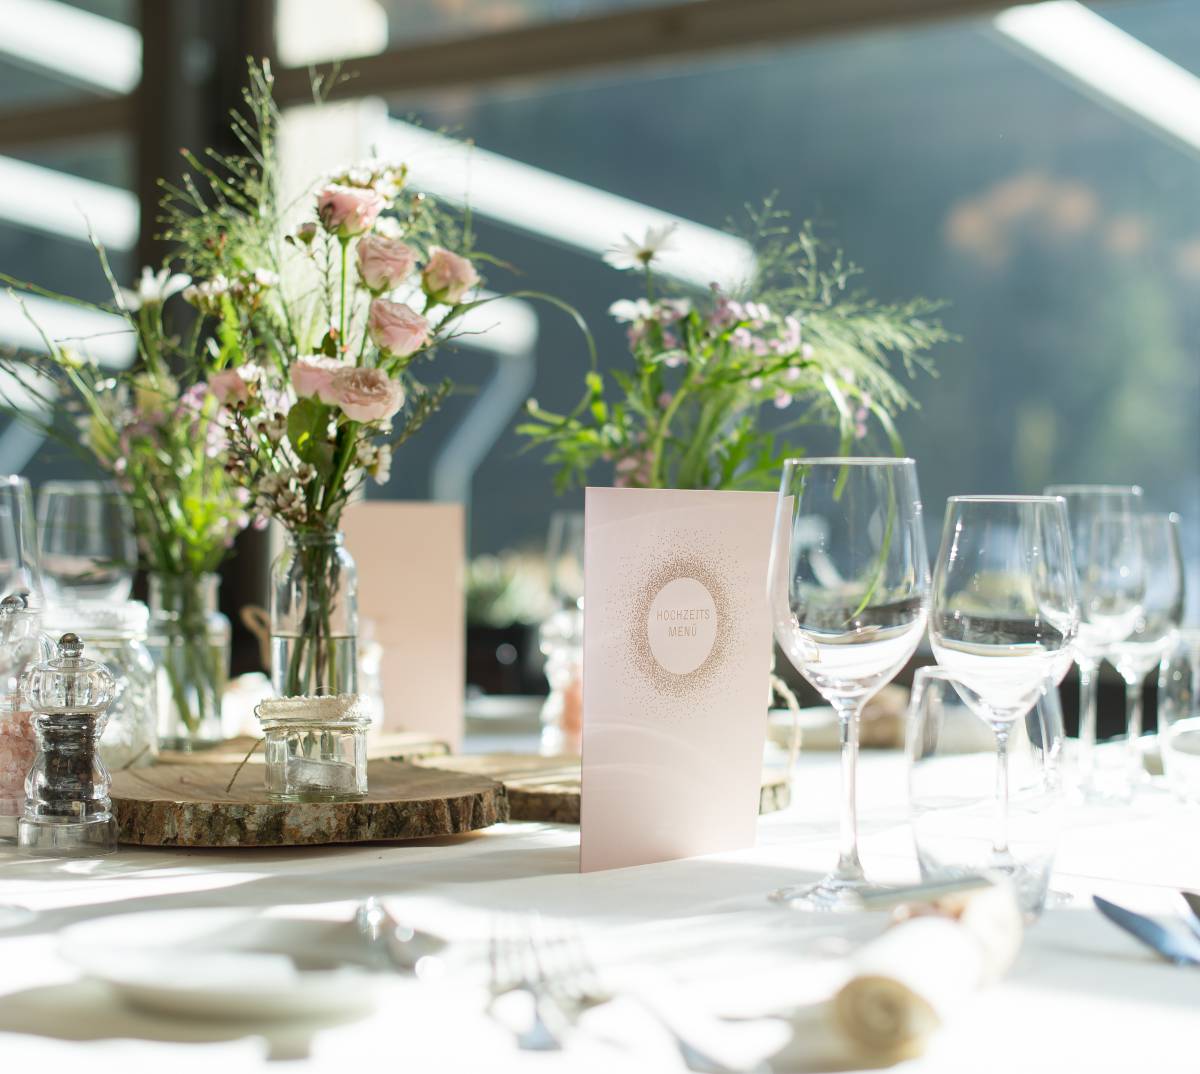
[773,882,1023,1071]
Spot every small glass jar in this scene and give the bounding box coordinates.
[19,633,118,855]
[147,572,230,751]
[0,594,49,838]
[538,605,583,755]
[46,601,157,771]
[255,694,369,802]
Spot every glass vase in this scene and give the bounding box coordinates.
[147,573,230,751]
[270,530,358,698]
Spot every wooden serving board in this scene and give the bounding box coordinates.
[113,760,507,848]
[416,754,790,824]
[155,732,450,767]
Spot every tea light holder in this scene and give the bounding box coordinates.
[19,632,118,855]
[255,694,370,802]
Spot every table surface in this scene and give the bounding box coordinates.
[2,738,1199,1074]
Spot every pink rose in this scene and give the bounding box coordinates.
[291,355,348,404]
[329,367,405,423]
[368,299,429,358]
[421,247,479,305]
[317,184,385,238]
[209,369,251,407]
[356,234,417,292]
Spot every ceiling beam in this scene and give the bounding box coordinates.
[273,0,1011,103]
[0,0,1010,150]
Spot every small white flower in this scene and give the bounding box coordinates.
[122,266,191,311]
[602,223,679,271]
[608,298,653,323]
[371,451,392,485]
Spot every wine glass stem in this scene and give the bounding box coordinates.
[1125,674,1144,776]
[1077,657,1099,776]
[834,700,865,883]
[994,727,1011,856]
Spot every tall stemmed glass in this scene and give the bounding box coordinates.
[930,496,1079,865]
[1107,512,1184,791]
[770,458,930,909]
[1044,485,1144,787]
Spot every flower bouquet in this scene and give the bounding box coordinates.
[164,63,520,698]
[0,259,250,747]
[520,204,952,490]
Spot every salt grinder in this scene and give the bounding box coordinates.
[18,632,118,855]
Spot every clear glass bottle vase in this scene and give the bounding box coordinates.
[270,530,358,698]
[147,573,230,751]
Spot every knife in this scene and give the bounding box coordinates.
[1093,896,1200,967]
[1180,891,1200,942]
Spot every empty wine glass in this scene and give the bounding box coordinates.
[37,480,137,606]
[930,496,1079,871]
[769,457,930,909]
[0,475,43,608]
[1044,484,1144,788]
[1107,512,1184,794]
[908,666,1065,919]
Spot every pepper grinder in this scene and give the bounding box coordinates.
[18,633,118,855]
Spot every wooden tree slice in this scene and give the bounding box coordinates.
[113,760,507,848]
[154,732,449,767]
[416,754,791,824]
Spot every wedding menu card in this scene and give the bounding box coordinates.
[580,487,778,872]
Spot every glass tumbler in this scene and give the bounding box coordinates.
[1159,628,1200,804]
[908,666,1064,919]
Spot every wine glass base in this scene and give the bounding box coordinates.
[768,875,885,913]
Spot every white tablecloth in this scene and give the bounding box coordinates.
[1,746,1198,1073]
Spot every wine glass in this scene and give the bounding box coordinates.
[908,666,1065,919]
[37,480,137,606]
[545,510,585,611]
[769,457,930,909]
[1044,484,1144,787]
[1106,512,1184,794]
[0,475,43,608]
[930,496,1079,874]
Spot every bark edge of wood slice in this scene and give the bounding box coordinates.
[415,754,790,824]
[113,759,508,847]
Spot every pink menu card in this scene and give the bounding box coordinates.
[343,501,465,751]
[580,487,778,872]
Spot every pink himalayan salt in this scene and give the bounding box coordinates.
[0,710,36,807]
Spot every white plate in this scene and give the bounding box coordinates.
[60,908,380,1022]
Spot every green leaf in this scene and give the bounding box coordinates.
[287,396,331,465]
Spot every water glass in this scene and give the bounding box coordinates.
[0,475,43,607]
[1159,629,1200,805]
[37,480,137,606]
[908,667,1064,919]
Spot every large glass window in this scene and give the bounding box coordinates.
[345,0,1200,620]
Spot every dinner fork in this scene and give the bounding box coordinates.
[487,914,563,1051]
[541,926,769,1074]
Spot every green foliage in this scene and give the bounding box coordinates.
[520,199,953,491]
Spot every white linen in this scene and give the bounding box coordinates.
[1,748,1199,1072]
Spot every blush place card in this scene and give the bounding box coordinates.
[580,487,778,872]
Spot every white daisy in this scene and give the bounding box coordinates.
[602,223,679,271]
[122,266,191,311]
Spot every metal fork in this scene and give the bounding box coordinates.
[544,926,769,1074]
[487,914,563,1051]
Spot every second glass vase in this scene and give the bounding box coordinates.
[270,530,358,698]
[147,572,229,751]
